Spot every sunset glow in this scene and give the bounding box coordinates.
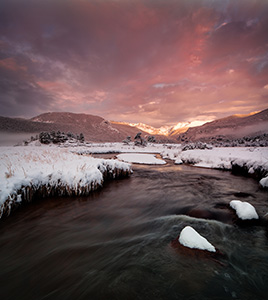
[0,0,267,126]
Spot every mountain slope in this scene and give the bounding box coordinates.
[0,116,55,133]
[0,109,267,143]
[0,112,168,142]
[177,108,268,142]
[31,112,148,142]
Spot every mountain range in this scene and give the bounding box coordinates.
[0,108,267,143]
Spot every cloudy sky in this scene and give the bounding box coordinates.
[0,0,268,127]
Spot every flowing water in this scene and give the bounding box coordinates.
[0,162,268,300]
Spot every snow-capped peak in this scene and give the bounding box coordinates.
[128,123,173,136]
[127,120,212,136]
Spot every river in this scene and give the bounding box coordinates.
[0,161,267,300]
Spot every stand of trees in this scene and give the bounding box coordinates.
[38,131,84,144]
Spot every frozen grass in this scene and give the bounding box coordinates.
[0,146,131,218]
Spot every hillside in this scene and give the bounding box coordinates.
[177,108,268,142]
[0,112,170,143]
[0,109,267,144]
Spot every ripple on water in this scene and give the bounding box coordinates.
[0,164,267,300]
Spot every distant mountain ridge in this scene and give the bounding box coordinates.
[114,121,174,136]
[116,120,211,136]
[124,109,268,141]
[0,112,172,142]
[0,109,267,143]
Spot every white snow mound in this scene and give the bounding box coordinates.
[174,158,183,165]
[117,153,166,165]
[260,176,268,188]
[178,226,216,252]
[230,200,259,220]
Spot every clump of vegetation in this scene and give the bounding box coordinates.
[123,134,157,145]
[182,142,213,151]
[36,131,85,144]
[147,135,156,143]
[207,134,268,147]
[179,133,268,148]
[122,136,132,145]
[134,132,147,146]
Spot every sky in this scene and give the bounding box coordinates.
[0,0,268,127]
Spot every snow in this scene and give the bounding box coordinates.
[230,200,259,220]
[179,147,268,187]
[0,146,131,213]
[174,158,183,164]
[260,176,268,188]
[161,147,181,161]
[66,143,267,185]
[180,147,268,171]
[117,153,166,165]
[71,142,180,155]
[128,122,172,136]
[1,142,267,218]
[72,143,267,175]
[178,226,216,252]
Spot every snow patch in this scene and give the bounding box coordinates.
[179,226,216,252]
[230,200,259,220]
[117,153,166,165]
[260,176,268,188]
[174,158,183,164]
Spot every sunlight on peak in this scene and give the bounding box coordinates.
[233,111,260,118]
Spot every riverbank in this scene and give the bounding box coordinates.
[75,142,268,187]
[177,147,268,185]
[0,143,267,219]
[0,146,131,218]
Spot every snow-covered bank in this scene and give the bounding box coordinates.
[180,147,267,170]
[0,146,131,218]
[179,147,268,183]
[117,153,166,165]
[72,143,268,186]
[71,142,181,155]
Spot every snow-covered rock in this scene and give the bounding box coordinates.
[174,158,183,164]
[260,176,268,188]
[229,200,259,220]
[178,226,216,252]
[117,153,166,165]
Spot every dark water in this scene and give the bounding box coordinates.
[0,162,268,300]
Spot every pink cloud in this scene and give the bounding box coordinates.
[0,0,267,125]
[0,57,27,72]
